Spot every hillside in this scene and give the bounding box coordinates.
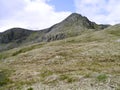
[0,24,120,90]
[0,13,110,51]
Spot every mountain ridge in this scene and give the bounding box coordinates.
[0,13,110,51]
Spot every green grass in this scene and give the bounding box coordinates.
[0,53,6,60]
[27,87,33,90]
[105,24,120,36]
[0,70,12,86]
[40,70,53,79]
[96,74,108,82]
[59,74,77,83]
[0,43,45,61]
[12,43,45,56]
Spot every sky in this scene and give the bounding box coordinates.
[0,0,120,32]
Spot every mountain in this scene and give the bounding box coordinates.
[0,13,110,51]
[42,13,110,40]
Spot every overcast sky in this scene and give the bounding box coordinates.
[0,0,120,32]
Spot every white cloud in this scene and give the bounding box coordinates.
[74,0,120,24]
[0,0,71,32]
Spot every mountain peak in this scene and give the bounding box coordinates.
[64,13,83,22]
[62,13,96,29]
[69,13,82,17]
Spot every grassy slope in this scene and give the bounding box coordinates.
[0,25,120,90]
